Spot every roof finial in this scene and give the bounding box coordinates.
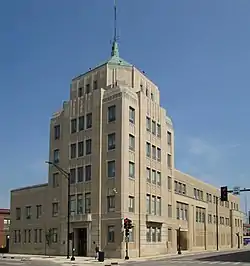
[111,0,119,57]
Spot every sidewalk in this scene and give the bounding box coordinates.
[3,247,250,265]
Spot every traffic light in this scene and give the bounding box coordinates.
[124,218,129,229]
[127,219,132,229]
[220,186,228,201]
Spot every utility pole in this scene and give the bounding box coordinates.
[216,196,219,251]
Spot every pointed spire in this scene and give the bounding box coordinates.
[111,0,119,57]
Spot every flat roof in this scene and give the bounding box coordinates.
[11,183,48,193]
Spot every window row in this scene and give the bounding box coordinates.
[71,113,92,133]
[69,165,92,184]
[70,139,92,158]
[78,81,98,97]
[146,167,161,186]
[107,195,135,213]
[146,117,161,137]
[176,202,188,221]
[174,180,186,195]
[196,207,206,223]
[70,193,91,214]
[108,225,134,243]
[16,205,42,220]
[146,226,162,242]
[13,228,58,244]
[146,142,162,162]
[146,194,161,216]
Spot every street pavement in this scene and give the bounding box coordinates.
[0,258,58,266]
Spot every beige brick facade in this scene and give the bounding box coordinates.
[9,43,244,258]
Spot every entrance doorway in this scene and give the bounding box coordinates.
[176,229,188,251]
[77,228,87,256]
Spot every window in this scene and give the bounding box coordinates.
[70,168,76,184]
[168,204,172,218]
[85,139,92,155]
[167,154,172,168]
[77,167,84,183]
[85,165,92,181]
[107,195,115,212]
[129,107,135,124]
[208,214,212,224]
[156,197,161,216]
[77,194,83,214]
[146,142,151,157]
[108,105,116,122]
[14,230,21,243]
[146,226,151,242]
[128,196,135,212]
[26,206,31,219]
[70,144,76,159]
[70,195,76,214]
[152,145,156,159]
[152,121,156,135]
[146,194,150,214]
[52,202,59,217]
[34,229,38,243]
[107,160,115,178]
[196,207,205,223]
[152,170,156,184]
[128,228,135,242]
[36,205,42,219]
[107,226,115,243]
[168,176,172,190]
[146,168,151,182]
[146,226,161,242]
[79,116,84,131]
[167,131,172,145]
[78,141,84,157]
[86,113,92,129]
[176,202,188,221]
[16,207,21,220]
[157,124,161,137]
[151,92,154,101]
[129,134,135,151]
[157,148,161,162]
[85,193,91,213]
[24,230,27,243]
[157,227,161,242]
[108,133,116,150]
[52,228,58,243]
[146,117,151,131]
[86,84,90,94]
[28,230,31,243]
[52,173,59,187]
[157,171,161,186]
[93,80,98,90]
[71,119,77,133]
[54,125,60,140]
[78,87,83,97]
[151,196,156,215]
[129,161,135,178]
[54,149,60,163]
[168,228,172,242]
[39,229,42,243]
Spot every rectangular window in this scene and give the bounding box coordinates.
[168,176,172,190]
[34,229,38,243]
[78,116,84,131]
[85,193,91,213]
[52,173,59,187]
[128,228,134,242]
[107,160,115,178]
[167,131,172,145]
[168,204,172,218]
[77,167,84,183]
[26,206,31,219]
[85,165,92,181]
[146,167,151,182]
[24,230,27,243]
[86,84,90,94]
[108,133,116,150]
[157,124,161,138]
[85,139,92,155]
[157,227,161,242]
[167,154,172,168]
[157,171,161,186]
[16,207,21,220]
[71,119,77,133]
[36,205,42,219]
[78,87,83,97]
[152,227,156,242]
[70,195,76,214]
[52,228,58,243]
[146,117,151,131]
[129,134,135,151]
[156,197,161,216]
[78,141,84,157]
[28,230,31,243]
[86,113,92,129]
[152,145,156,159]
[128,196,135,212]
[52,202,59,217]
[93,80,98,90]
[146,142,151,157]
[129,161,135,178]
[151,196,156,215]
[70,144,76,159]
[77,194,83,214]
[107,226,115,243]
[157,148,161,162]
[108,105,116,122]
[54,149,60,163]
[152,170,156,184]
[146,226,151,242]
[70,168,76,184]
[152,121,156,135]
[39,229,42,243]
[54,125,60,140]
[107,195,115,212]
[146,194,150,214]
[129,106,135,124]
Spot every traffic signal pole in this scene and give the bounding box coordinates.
[216,196,219,251]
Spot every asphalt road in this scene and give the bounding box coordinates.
[0,259,58,266]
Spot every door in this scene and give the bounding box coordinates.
[78,228,87,256]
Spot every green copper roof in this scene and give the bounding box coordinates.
[95,41,132,69]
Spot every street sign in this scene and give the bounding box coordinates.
[233,186,240,195]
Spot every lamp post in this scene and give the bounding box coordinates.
[45,161,71,259]
[177,226,181,255]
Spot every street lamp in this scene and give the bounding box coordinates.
[45,161,71,259]
[177,226,181,255]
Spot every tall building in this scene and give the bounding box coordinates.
[10,5,244,258]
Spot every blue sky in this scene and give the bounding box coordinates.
[0,0,250,210]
